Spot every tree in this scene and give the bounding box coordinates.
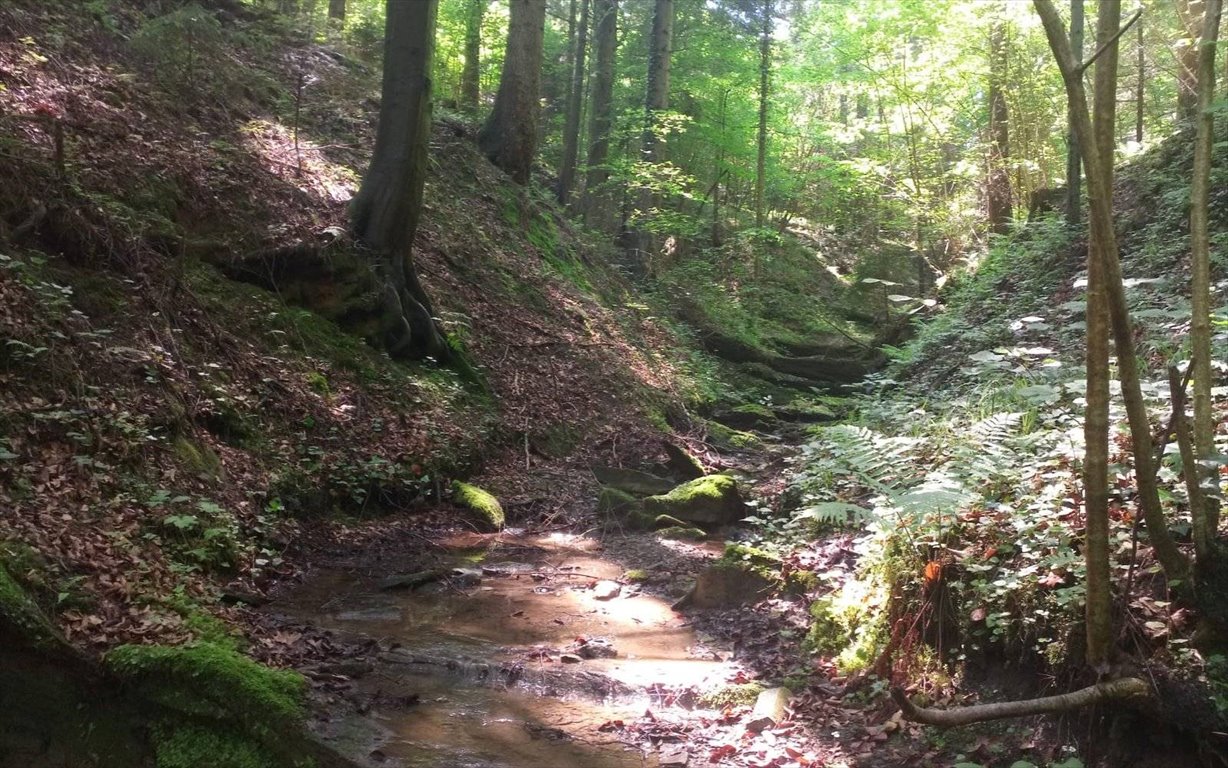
[1177,0,1203,120]
[1189,0,1222,559]
[350,0,450,362]
[627,0,674,263]
[557,0,591,205]
[583,0,617,226]
[460,0,487,112]
[328,0,345,22]
[479,0,547,185]
[1066,0,1084,225]
[987,17,1013,234]
[754,0,772,229]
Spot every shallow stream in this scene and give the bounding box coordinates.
[272,532,735,767]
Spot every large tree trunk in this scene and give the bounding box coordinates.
[1190,0,1223,558]
[350,0,449,362]
[328,0,344,22]
[1066,0,1084,225]
[987,20,1013,234]
[460,0,486,112]
[557,0,590,205]
[1036,0,1191,588]
[583,0,617,228]
[754,0,772,229]
[478,0,547,185]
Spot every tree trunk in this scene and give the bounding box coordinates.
[328,0,344,22]
[583,0,617,228]
[1190,0,1223,558]
[1066,0,1084,225]
[987,20,1013,234]
[460,0,486,112]
[1135,12,1145,143]
[1035,0,1191,588]
[754,0,772,229]
[557,0,590,205]
[350,0,449,362]
[1177,0,1204,121]
[629,0,674,266]
[479,0,547,185]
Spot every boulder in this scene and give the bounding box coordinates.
[712,403,779,431]
[643,475,745,527]
[673,564,773,610]
[662,442,706,480]
[597,486,638,514]
[451,481,504,531]
[591,466,676,497]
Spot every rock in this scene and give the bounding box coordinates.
[642,475,746,527]
[447,567,483,588]
[659,744,688,766]
[657,525,707,541]
[662,442,705,480]
[319,661,374,678]
[559,653,583,664]
[378,569,449,591]
[597,486,639,514]
[592,466,676,497]
[712,403,779,430]
[452,481,504,531]
[703,420,764,452]
[676,563,773,609]
[746,687,792,732]
[575,637,617,659]
[771,401,838,423]
[592,581,621,600]
[652,514,692,529]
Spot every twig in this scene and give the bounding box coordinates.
[1077,9,1143,75]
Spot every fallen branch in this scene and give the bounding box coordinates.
[891,677,1151,728]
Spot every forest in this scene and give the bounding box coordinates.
[0,0,1226,766]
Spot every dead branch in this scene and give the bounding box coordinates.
[891,677,1151,728]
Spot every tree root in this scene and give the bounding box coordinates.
[891,677,1151,728]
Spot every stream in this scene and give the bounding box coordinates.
[271,531,738,767]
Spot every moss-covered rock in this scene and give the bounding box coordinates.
[452,481,505,531]
[656,525,707,541]
[698,681,765,709]
[591,466,676,497]
[713,403,779,430]
[643,474,746,527]
[662,442,706,480]
[597,486,638,514]
[0,564,61,651]
[704,419,765,452]
[719,543,782,583]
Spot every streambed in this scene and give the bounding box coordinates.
[271,531,736,767]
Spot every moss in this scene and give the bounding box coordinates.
[732,403,776,420]
[106,642,305,727]
[786,569,821,593]
[597,486,638,513]
[642,474,744,526]
[698,681,765,709]
[172,436,223,478]
[720,543,782,584]
[451,480,505,530]
[622,569,650,583]
[152,723,272,768]
[305,371,331,396]
[656,525,707,541]
[530,424,581,459]
[0,564,61,650]
[705,420,764,451]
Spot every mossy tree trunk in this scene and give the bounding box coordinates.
[754,0,772,230]
[987,19,1013,234]
[1066,0,1084,226]
[583,0,617,228]
[460,0,486,112]
[628,0,673,266]
[479,0,547,185]
[350,0,450,362]
[328,0,344,22]
[557,0,590,205]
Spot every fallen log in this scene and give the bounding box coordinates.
[891,677,1151,728]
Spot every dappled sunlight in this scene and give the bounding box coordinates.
[239,119,358,205]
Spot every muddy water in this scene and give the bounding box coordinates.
[274,532,733,767]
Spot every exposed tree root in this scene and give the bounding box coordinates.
[891,677,1151,728]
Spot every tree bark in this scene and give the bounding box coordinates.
[988,19,1013,234]
[754,0,772,229]
[460,0,486,112]
[1190,0,1223,558]
[1135,11,1145,143]
[328,0,344,22]
[557,0,590,205]
[628,0,674,265]
[350,0,449,362]
[1066,0,1084,225]
[479,0,547,185]
[583,0,617,228]
[1035,0,1191,587]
